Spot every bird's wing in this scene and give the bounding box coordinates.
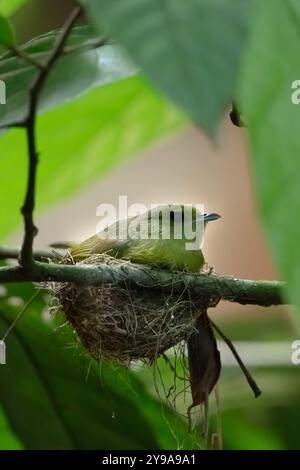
[70,218,135,261]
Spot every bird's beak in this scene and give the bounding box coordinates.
[203,212,221,222]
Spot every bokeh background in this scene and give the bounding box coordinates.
[0,0,299,450]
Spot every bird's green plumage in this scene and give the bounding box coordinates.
[71,204,220,273]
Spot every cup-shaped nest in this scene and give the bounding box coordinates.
[50,254,215,363]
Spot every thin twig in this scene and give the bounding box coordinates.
[10,46,45,70]
[2,290,40,341]
[162,352,186,380]
[211,320,262,398]
[62,37,108,55]
[213,384,223,450]
[19,6,82,269]
[0,121,26,130]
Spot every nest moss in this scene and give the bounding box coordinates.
[49,254,216,363]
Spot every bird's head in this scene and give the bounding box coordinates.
[135,204,220,243]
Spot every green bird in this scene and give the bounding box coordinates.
[71,204,220,272]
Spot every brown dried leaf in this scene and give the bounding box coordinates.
[187,313,221,405]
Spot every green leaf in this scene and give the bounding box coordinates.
[0,14,15,47]
[0,282,195,449]
[0,0,27,17]
[0,76,184,241]
[81,0,252,134]
[222,408,285,450]
[0,25,137,127]
[0,288,158,449]
[239,0,300,311]
[0,407,23,449]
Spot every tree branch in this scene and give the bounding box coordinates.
[0,258,286,307]
[19,6,82,269]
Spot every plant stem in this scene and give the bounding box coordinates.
[19,6,82,269]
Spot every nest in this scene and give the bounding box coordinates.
[49,254,217,363]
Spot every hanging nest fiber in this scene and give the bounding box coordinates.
[49,254,218,364]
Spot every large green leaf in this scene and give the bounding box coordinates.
[0,407,23,449]
[0,75,184,241]
[81,0,252,134]
[0,0,28,17]
[239,0,300,311]
[0,282,196,449]
[0,287,157,449]
[0,25,137,127]
[0,14,15,47]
